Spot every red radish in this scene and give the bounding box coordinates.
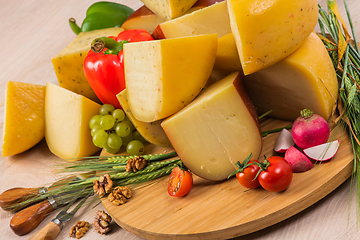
[291,109,330,149]
[284,146,314,173]
[274,128,295,153]
[303,140,340,161]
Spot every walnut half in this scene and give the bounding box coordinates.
[125,156,147,172]
[108,186,132,206]
[69,221,89,239]
[93,174,113,197]
[93,210,112,235]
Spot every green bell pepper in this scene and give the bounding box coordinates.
[69,1,134,35]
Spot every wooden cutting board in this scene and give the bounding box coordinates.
[101,118,354,240]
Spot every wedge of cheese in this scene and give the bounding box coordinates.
[2,81,45,157]
[244,32,338,121]
[116,89,171,147]
[227,0,318,75]
[45,83,101,159]
[52,27,123,102]
[124,34,218,122]
[161,72,262,181]
[152,1,231,40]
[214,33,242,73]
[140,0,198,20]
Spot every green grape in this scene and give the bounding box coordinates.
[121,117,135,132]
[133,131,147,143]
[112,109,125,122]
[89,115,102,129]
[115,122,131,137]
[126,140,145,155]
[121,132,134,146]
[100,115,115,130]
[91,125,102,137]
[92,129,108,148]
[103,142,120,154]
[107,133,123,149]
[99,104,115,115]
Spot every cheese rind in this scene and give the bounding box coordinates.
[52,27,123,102]
[244,32,338,121]
[2,81,45,157]
[152,1,231,40]
[116,89,171,147]
[45,83,101,159]
[140,0,198,20]
[227,0,318,75]
[124,34,218,122]
[161,72,262,181]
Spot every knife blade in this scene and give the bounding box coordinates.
[9,180,89,236]
[0,175,78,212]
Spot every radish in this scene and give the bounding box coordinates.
[274,128,295,153]
[303,140,340,161]
[291,109,330,149]
[284,146,314,173]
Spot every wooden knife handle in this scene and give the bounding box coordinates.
[0,187,40,211]
[10,200,54,236]
[28,221,61,240]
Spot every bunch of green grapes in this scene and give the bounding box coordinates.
[89,104,146,155]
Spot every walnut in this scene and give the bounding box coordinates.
[125,156,147,172]
[69,221,89,239]
[108,186,132,206]
[93,210,112,235]
[93,174,113,197]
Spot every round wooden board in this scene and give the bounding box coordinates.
[101,118,353,240]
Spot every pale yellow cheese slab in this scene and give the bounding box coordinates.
[140,0,198,20]
[161,72,262,181]
[44,83,101,159]
[2,81,45,157]
[52,27,123,102]
[124,34,218,122]
[227,0,318,75]
[244,32,338,121]
[116,89,171,147]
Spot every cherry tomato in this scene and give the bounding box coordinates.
[257,156,293,192]
[236,160,261,189]
[168,166,193,197]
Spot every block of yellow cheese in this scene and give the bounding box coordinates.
[116,89,171,147]
[140,0,198,20]
[52,27,123,102]
[152,1,231,40]
[124,34,218,122]
[214,33,242,73]
[161,72,262,181]
[244,32,338,121]
[45,83,101,159]
[2,81,45,157]
[227,0,318,75]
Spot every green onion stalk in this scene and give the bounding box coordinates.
[318,0,360,221]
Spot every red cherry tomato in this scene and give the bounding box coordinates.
[257,156,293,192]
[236,160,261,189]
[168,166,193,197]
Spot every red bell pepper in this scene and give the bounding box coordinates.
[84,29,153,109]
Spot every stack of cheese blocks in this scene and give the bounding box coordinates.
[46,0,338,182]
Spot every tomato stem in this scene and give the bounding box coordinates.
[227,153,253,179]
[91,37,129,55]
[252,155,270,181]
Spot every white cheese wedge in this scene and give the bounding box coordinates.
[161,72,262,181]
[140,0,198,20]
[124,34,218,122]
[116,89,171,147]
[244,32,339,121]
[227,0,318,75]
[45,83,101,159]
[152,1,231,39]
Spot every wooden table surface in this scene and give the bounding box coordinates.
[0,0,360,239]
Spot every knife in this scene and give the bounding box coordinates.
[9,182,88,236]
[28,191,92,240]
[0,176,78,212]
